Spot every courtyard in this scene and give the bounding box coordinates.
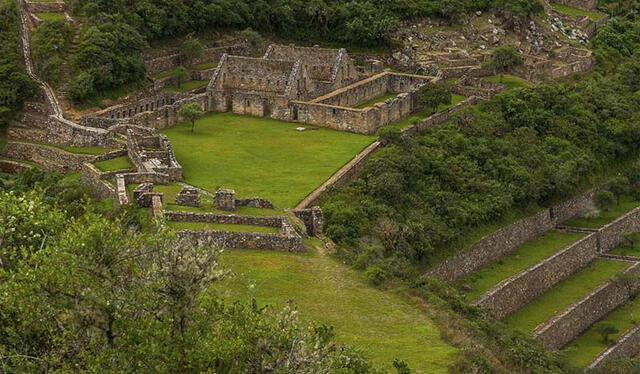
[162,112,376,208]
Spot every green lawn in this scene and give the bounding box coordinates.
[563,295,640,367]
[505,259,630,333]
[162,80,208,93]
[94,156,134,172]
[355,93,399,109]
[483,74,531,90]
[162,112,375,208]
[36,12,66,22]
[552,4,607,21]
[565,195,640,229]
[610,239,640,257]
[192,61,219,70]
[383,93,467,132]
[460,231,585,301]
[167,221,279,233]
[218,245,458,373]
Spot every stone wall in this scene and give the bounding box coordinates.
[0,159,33,174]
[164,211,286,228]
[427,187,600,282]
[81,163,117,200]
[552,0,597,11]
[26,1,66,13]
[236,197,275,209]
[474,233,600,320]
[534,262,640,350]
[3,141,94,172]
[599,207,640,253]
[589,325,640,368]
[294,207,324,236]
[144,44,245,75]
[177,230,303,252]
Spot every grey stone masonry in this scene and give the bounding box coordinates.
[215,188,236,211]
[176,186,200,207]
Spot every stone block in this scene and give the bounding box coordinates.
[215,188,236,211]
[176,186,201,207]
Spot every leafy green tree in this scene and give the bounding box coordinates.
[610,176,630,205]
[172,66,189,88]
[439,0,466,25]
[417,82,452,114]
[486,46,523,83]
[597,323,619,344]
[31,20,73,87]
[67,71,95,103]
[595,190,616,211]
[181,37,203,65]
[239,28,263,48]
[178,103,204,133]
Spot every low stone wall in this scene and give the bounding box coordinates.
[0,159,33,174]
[164,211,285,228]
[533,262,640,350]
[144,44,245,75]
[294,207,324,236]
[236,197,275,209]
[474,233,600,320]
[599,207,640,253]
[427,187,601,282]
[26,1,66,12]
[553,0,597,11]
[589,325,640,368]
[402,96,482,136]
[3,142,94,172]
[81,163,117,200]
[176,229,303,252]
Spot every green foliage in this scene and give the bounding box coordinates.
[365,265,389,286]
[594,190,616,211]
[172,66,189,88]
[239,27,263,47]
[485,45,524,82]
[597,324,619,344]
[0,0,37,126]
[418,82,452,112]
[31,19,73,87]
[178,102,204,133]
[181,37,203,64]
[0,188,382,373]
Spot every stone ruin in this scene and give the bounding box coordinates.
[126,128,182,181]
[214,188,236,211]
[175,186,200,207]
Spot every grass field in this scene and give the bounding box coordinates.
[552,4,607,21]
[218,245,458,373]
[565,195,640,229]
[505,259,630,333]
[163,80,208,93]
[167,221,279,233]
[94,156,134,172]
[36,12,66,22]
[162,112,375,208]
[563,295,640,367]
[355,93,398,109]
[460,231,584,301]
[610,239,640,257]
[484,74,531,90]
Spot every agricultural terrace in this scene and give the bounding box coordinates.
[162,112,376,208]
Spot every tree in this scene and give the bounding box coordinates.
[417,82,452,114]
[181,37,203,65]
[595,190,616,211]
[172,66,188,88]
[178,103,204,133]
[239,28,263,48]
[610,176,630,205]
[439,0,466,26]
[597,323,619,344]
[485,46,523,83]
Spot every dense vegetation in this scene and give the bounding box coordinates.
[0,0,36,127]
[31,19,73,87]
[321,17,640,280]
[67,0,543,102]
[0,170,381,373]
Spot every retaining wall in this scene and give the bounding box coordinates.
[164,211,285,228]
[176,229,303,252]
[589,325,640,368]
[3,142,94,172]
[533,262,640,350]
[474,233,600,320]
[144,44,245,75]
[599,207,640,253]
[81,163,117,200]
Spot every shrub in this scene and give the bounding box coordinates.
[365,265,388,286]
[67,72,95,103]
[594,190,616,211]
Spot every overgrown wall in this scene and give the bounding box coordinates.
[589,325,640,368]
[3,141,94,172]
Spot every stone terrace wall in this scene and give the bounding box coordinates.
[26,1,66,12]
[534,262,640,350]
[144,44,245,75]
[475,233,600,320]
[177,230,303,252]
[81,163,117,200]
[427,187,600,282]
[599,207,640,252]
[0,160,33,174]
[164,211,286,228]
[589,325,640,368]
[553,0,597,11]
[3,142,94,172]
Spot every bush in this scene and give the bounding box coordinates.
[594,190,616,211]
[365,265,388,286]
[68,72,95,103]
